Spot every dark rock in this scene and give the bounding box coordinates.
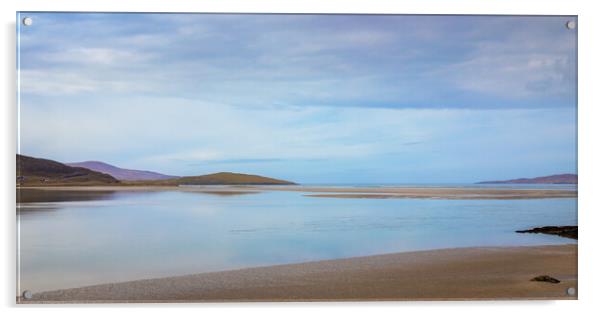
[516,226,577,240]
[531,275,561,283]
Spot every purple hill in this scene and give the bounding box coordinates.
[67,161,178,181]
[477,173,577,184]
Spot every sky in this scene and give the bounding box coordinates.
[18,13,577,184]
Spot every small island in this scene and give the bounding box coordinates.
[477,174,577,184]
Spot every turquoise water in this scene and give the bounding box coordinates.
[17,188,577,292]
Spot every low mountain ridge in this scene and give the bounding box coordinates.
[17,154,119,185]
[477,174,577,184]
[176,172,295,185]
[17,155,295,186]
[67,161,178,181]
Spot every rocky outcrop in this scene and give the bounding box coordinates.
[516,226,577,240]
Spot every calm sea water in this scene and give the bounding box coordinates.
[17,187,577,292]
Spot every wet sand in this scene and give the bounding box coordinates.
[19,185,577,200]
[23,244,577,303]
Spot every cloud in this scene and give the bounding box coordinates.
[432,24,575,103]
[443,53,572,98]
[20,69,153,95]
[19,14,576,110]
[42,47,155,66]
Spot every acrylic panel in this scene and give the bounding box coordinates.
[16,12,578,303]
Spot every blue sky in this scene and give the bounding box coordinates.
[18,13,577,183]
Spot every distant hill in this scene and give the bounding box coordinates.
[67,161,178,181]
[17,154,119,186]
[17,155,295,186]
[477,174,577,184]
[176,172,295,185]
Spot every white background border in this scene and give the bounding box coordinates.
[2,0,600,315]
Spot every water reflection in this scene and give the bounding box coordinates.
[18,189,577,293]
[17,189,118,203]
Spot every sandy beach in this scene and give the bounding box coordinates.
[23,244,576,303]
[19,185,577,200]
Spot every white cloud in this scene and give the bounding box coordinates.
[42,47,155,66]
[20,69,153,95]
[433,21,576,101]
[444,53,572,98]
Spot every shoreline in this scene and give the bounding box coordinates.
[18,185,577,200]
[23,244,577,302]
